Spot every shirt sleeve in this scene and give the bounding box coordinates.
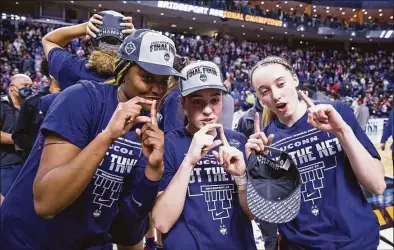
[159,136,178,191]
[48,48,86,90]
[337,101,381,160]
[40,83,96,149]
[110,156,159,245]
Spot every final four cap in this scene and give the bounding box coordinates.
[95,10,125,44]
[246,147,301,224]
[118,29,184,78]
[180,61,227,96]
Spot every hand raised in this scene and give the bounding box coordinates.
[185,124,223,166]
[245,112,274,158]
[212,127,246,176]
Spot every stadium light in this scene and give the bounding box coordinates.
[352,9,356,12]
[351,31,356,36]
[340,8,342,11]
[379,13,383,16]
[71,0,74,3]
[98,4,102,7]
[260,27,263,30]
[122,1,126,3]
[137,9,140,12]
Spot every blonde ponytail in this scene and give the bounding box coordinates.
[261,108,276,128]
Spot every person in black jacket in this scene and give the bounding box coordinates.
[12,58,60,159]
[235,99,263,138]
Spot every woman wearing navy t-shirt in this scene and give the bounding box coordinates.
[152,61,257,250]
[247,56,386,250]
[0,30,183,250]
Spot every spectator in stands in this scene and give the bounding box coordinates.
[380,110,393,166]
[354,97,370,131]
[249,56,385,249]
[11,58,60,159]
[0,74,33,196]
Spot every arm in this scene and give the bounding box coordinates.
[12,98,35,153]
[152,157,194,234]
[0,131,13,144]
[153,124,222,233]
[336,126,386,195]
[298,92,386,195]
[33,131,113,219]
[237,186,254,220]
[42,23,88,58]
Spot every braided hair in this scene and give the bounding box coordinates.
[250,56,296,128]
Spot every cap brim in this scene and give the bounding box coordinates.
[247,181,301,224]
[181,85,228,97]
[135,61,185,80]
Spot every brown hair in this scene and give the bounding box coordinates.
[250,56,295,128]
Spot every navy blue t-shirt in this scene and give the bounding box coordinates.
[0,82,151,249]
[160,128,257,250]
[263,101,381,250]
[39,92,60,117]
[48,48,110,90]
[157,88,184,133]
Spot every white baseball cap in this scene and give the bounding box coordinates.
[118,29,184,78]
[179,61,227,96]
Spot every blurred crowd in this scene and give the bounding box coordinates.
[180,0,394,31]
[173,33,393,118]
[1,19,393,118]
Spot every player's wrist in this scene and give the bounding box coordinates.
[234,172,247,190]
[145,162,164,181]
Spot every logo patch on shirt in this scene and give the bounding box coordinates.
[229,139,240,148]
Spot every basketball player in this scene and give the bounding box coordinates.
[152,61,257,250]
[42,10,134,89]
[247,56,386,249]
[0,30,183,249]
